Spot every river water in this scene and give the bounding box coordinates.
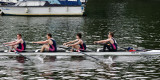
[0,0,160,79]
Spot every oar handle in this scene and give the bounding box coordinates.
[28,42,43,45]
[95,43,108,45]
[2,44,10,50]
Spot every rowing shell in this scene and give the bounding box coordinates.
[0,50,160,56]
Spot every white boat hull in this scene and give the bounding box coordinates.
[0,51,160,56]
[0,6,84,16]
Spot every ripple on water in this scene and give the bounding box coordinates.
[34,77,45,79]
[37,79,47,80]
[111,77,121,79]
[104,73,117,76]
[98,72,106,75]
[123,74,143,78]
[135,77,151,79]
[112,67,124,70]
[95,69,105,72]
[79,74,92,77]
[1,77,14,80]
[144,70,155,73]
[109,71,120,73]
[96,78,107,80]
[62,76,79,79]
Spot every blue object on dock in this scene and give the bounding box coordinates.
[59,0,82,6]
[127,47,133,51]
[42,0,82,6]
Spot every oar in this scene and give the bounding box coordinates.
[61,45,110,66]
[80,51,100,61]
[80,51,111,67]
[2,44,10,51]
[14,51,32,61]
[3,44,32,61]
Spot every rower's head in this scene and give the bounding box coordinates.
[76,33,82,39]
[17,34,22,39]
[108,32,114,38]
[47,33,52,39]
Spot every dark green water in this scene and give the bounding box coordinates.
[0,0,160,79]
[0,0,160,49]
[85,0,160,49]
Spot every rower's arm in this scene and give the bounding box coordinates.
[70,40,81,46]
[95,39,110,44]
[7,40,21,46]
[4,41,16,44]
[65,39,78,44]
[33,40,49,44]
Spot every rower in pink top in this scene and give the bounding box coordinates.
[63,33,86,52]
[3,34,26,52]
[94,32,117,52]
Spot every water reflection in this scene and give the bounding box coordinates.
[0,55,159,79]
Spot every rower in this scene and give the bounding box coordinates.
[94,32,117,52]
[32,33,57,52]
[63,33,86,52]
[3,34,26,52]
